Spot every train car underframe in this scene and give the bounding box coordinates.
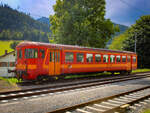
[32,70,132,82]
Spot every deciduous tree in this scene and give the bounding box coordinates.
[50,0,118,48]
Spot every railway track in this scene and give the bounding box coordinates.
[0,73,150,104]
[50,86,150,113]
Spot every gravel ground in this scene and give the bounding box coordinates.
[127,103,150,113]
[16,72,150,91]
[0,80,20,93]
[0,77,150,113]
[16,75,129,91]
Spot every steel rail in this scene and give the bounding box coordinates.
[0,73,150,103]
[50,86,150,113]
[1,73,149,95]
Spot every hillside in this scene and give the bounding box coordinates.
[113,23,128,36]
[37,17,50,26]
[0,4,50,42]
[106,23,128,47]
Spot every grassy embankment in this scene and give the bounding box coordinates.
[0,77,21,84]
[132,69,150,73]
[0,40,14,56]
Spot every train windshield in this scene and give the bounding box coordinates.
[25,48,38,58]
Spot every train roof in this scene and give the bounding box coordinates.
[17,41,136,54]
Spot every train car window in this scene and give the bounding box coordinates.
[18,49,22,58]
[77,53,84,63]
[50,52,52,62]
[25,49,27,58]
[55,52,58,62]
[0,62,7,67]
[103,55,108,63]
[40,49,45,59]
[116,55,121,62]
[86,54,93,63]
[127,56,131,62]
[110,55,115,63]
[34,49,38,58]
[58,52,60,62]
[95,54,101,62]
[122,56,126,62]
[25,49,38,58]
[52,52,54,62]
[133,56,136,63]
[65,52,74,62]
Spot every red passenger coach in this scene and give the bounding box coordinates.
[15,41,137,81]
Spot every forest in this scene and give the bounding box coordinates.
[0,4,50,42]
[110,15,150,68]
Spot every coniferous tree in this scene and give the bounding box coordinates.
[0,4,50,42]
[123,15,150,68]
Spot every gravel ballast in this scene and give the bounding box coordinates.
[0,77,150,113]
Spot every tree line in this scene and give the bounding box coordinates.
[110,15,150,68]
[0,4,50,42]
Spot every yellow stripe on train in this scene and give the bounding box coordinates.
[17,64,37,69]
[61,64,129,69]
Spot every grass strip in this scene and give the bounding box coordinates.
[0,77,21,84]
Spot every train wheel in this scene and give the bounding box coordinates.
[127,70,132,75]
[51,76,64,81]
[36,75,43,81]
[58,75,64,80]
[120,71,128,75]
[16,71,22,80]
[36,75,50,84]
[111,72,115,76]
[35,75,43,84]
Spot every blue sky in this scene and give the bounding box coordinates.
[0,0,150,26]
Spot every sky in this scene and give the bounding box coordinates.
[0,0,150,26]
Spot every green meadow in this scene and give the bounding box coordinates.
[0,40,14,56]
[0,40,21,56]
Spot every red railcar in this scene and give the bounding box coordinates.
[15,41,137,80]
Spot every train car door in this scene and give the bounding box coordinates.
[54,50,61,75]
[130,56,133,70]
[131,55,137,70]
[49,49,61,75]
[127,55,132,71]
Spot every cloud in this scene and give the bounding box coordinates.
[18,0,56,18]
[105,0,134,18]
[105,0,142,26]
